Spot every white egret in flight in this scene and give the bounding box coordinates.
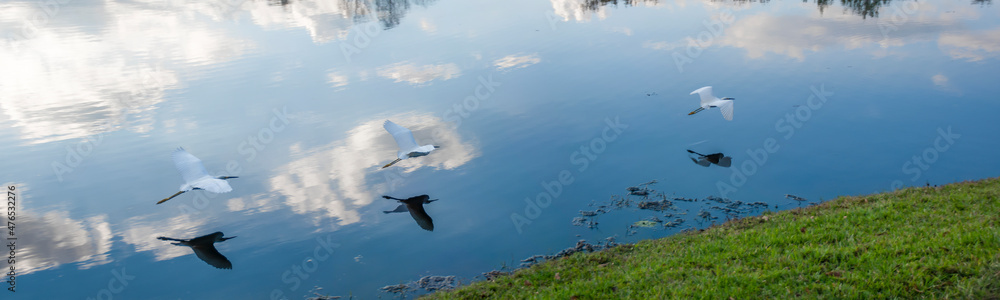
[158,232,236,269]
[157,148,238,204]
[381,120,438,169]
[382,195,437,231]
[688,86,734,121]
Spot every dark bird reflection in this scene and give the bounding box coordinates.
[382,195,437,231]
[687,150,732,168]
[157,232,236,269]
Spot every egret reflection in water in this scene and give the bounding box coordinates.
[382,195,437,231]
[157,148,238,204]
[262,114,478,227]
[687,149,732,168]
[157,232,237,269]
[4,0,999,298]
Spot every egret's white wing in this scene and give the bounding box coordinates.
[718,99,734,121]
[384,120,419,153]
[690,86,715,106]
[190,178,233,193]
[172,148,211,183]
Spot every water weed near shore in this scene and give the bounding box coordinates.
[430,178,1000,299]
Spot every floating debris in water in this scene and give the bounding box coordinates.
[574,180,775,236]
[520,255,547,266]
[415,275,458,292]
[697,209,716,220]
[785,194,806,201]
[637,199,674,211]
[628,189,650,196]
[633,220,658,228]
[379,275,458,296]
[663,218,686,228]
[482,270,509,281]
[571,216,598,228]
[709,205,743,215]
[379,283,414,295]
[609,195,633,209]
[626,180,658,197]
[306,286,341,300]
[519,238,619,268]
[705,196,727,203]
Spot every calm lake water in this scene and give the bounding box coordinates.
[2,0,999,298]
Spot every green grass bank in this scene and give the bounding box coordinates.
[430,178,1000,299]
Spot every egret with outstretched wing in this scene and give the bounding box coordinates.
[158,232,236,269]
[157,148,238,204]
[688,86,734,121]
[382,195,437,231]
[687,149,732,168]
[381,120,438,169]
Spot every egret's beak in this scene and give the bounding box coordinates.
[382,158,402,169]
[217,176,239,179]
[221,236,237,241]
[434,146,441,149]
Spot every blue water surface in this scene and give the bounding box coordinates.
[1,0,998,298]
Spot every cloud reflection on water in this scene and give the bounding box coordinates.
[17,209,113,275]
[939,28,1000,61]
[246,0,437,43]
[636,1,1000,63]
[121,213,210,262]
[376,62,462,85]
[225,113,478,227]
[0,0,250,144]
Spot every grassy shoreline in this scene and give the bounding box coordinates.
[429,178,1000,299]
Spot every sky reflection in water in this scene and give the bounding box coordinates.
[1,0,999,298]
